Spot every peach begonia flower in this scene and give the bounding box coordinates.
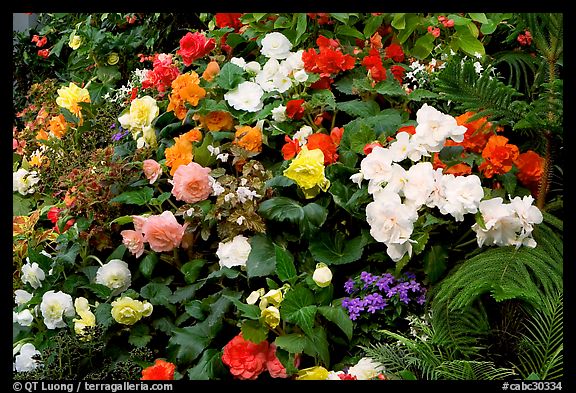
[48,114,68,139]
[142,159,163,184]
[140,211,187,253]
[167,72,206,120]
[121,229,145,258]
[170,161,212,204]
[194,111,234,131]
[202,60,220,82]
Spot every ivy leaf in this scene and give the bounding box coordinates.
[246,234,276,278]
[187,349,227,380]
[318,304,353,341]
[109,187,154,206]
[280,287,317,337]
[309,232,364,265]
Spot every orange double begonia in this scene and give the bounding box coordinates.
[195,111,234,131]
[48,114,68,139]
[478,135,519,178]
[167,72,206,120]
[164,129,203,176]
[514,150,544,197]
[234,124,262,153]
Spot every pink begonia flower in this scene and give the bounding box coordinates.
[140,211,187,252]
[132,215,148,232]
[143,159,163,184]
[171,161,212,203]
[121,229,145,258]
[266,343,300,378]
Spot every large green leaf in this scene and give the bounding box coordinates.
[109,187,154,206]
[187,349,227,380]
[303,327,330,366]
[274,333,307,354]
[139,253,158,279]
[223,295,262,320]
[245,234,276,278]
[318,305,353,341]
[241,319,269,343]
[258,197,327,238]
[411,33,435,59]
[181,259,205,284]
[168,320,220,365]
[140,283,172,306]
[336,99,381,118]
[309,232,364,265]
[280,287,317,337]
[275,245,297,282]
[215,62,245,90]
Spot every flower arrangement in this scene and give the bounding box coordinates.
[13,12,563,382]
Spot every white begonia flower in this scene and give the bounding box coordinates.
[14,289,33,306]
[366,191,418,245]
[14,343,41,373]
[260,32,293,59]
[347,357,385,380]
[40,290,75,329]
[271,105,287,122]
[471,197,521,248]
[293,125,314,146]
[246,288,265,305]
[439,174,484,222]
[508,195,543,248]
[13,168,40,195]
[272,73,293,93]
[224,81,264,112]
[360,146,395,195]
[73,297,96,336]
[388,131,419,163]
[293,69,309,83]
[386,240,415,262]
[425,168,449,210]
[312,263,333,288]
[244,61,262,74]
[350,172,364,187]
[255,58,281,92]
[95,259,132,296]
[230,57,247,69]
[414,103,467,152]
[21,261,46,289]
[216,235,252,269]
[13,309,34,326]
[381,163,408,197]
[284,50,305,71]
[403,162,436,209]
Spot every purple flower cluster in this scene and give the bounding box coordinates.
[111,125,129,141]
[342,272,427,321]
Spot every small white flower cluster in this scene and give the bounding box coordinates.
[353,103,542,262]
[224,32,308,113]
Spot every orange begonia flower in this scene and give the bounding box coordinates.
[141,359,176,380]
[514,150,544,197]
[478,135,519,178]
[165,129,202,176]
[48,114,68,139]
[195,111,234,132]
[234,125,262,153]
[451,112,497,153]
[202,60,221,82]
[167,72,207,120]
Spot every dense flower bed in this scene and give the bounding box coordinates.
[13,12,563,381]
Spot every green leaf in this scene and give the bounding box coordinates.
[318,305,353,340]
[215,62,245,90]
[181,259,205,284]
[140,283,172,306]
[335,25,365,40]
[329,13,349,24]
[439,145,465,166]
[94,303,113,328]
[246,234,276,278]
[258,196,305,223]
[309,89,336,111]
[169,284,199,304]
[396,14,421,44]
[300,203,328,238]
[265,176,295,188]
[399,370,418,380]
[109,187,154,206]
[96,65,121,85]
[139,253,158,279]
[391,13,406,29]
[480,20,499,35]
[363,14,385,38]
[346,122,376,154]
[189,131,216,167]
[280,287,317,336]
[336,99,381,118]
[309,232,364,265]
[273,16,291,29]
[223,295,262,320]
[184,300,205,320]
[225,33,246,48]
[408,89,439,101]
[241,319,269,343]
[13,194,33,216]
[275,245,297,282]
[274,333,307,354]
[411,33,435,59]
[187,349,226,380]
[81,283,112,300]
[375,74,408,97]
[423,245,448,284]
[128,323,151,348]
[106,245,127,262]
[468,13,488,24]
[295,13,307,45]
[168,320,220,365]
[303,327,330,366]
[454,27,485,57]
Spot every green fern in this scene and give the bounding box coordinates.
[516,291,563,380]
[491,50,543,95]
[436,360,516,380]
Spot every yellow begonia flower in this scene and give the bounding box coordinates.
[246,288,265,305]
[56,82,91,117]
[260,306,281,329]
[111,297,153,325]
[261,289,284,307]
[107,52,119,65]
[73,297,96,337]
[118,96,159,141]
[296,366,330,380]
[283,147,330,199]
[69,35,82,50]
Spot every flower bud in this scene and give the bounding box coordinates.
[313,263,332,287]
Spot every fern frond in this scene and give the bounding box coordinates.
[361,342,415,377]
[516,291,563,380]
[433,58,527,126]
[433,244,562,312]
[514,79,563,135]
[492,50,543,94]
[436,360,516,380]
